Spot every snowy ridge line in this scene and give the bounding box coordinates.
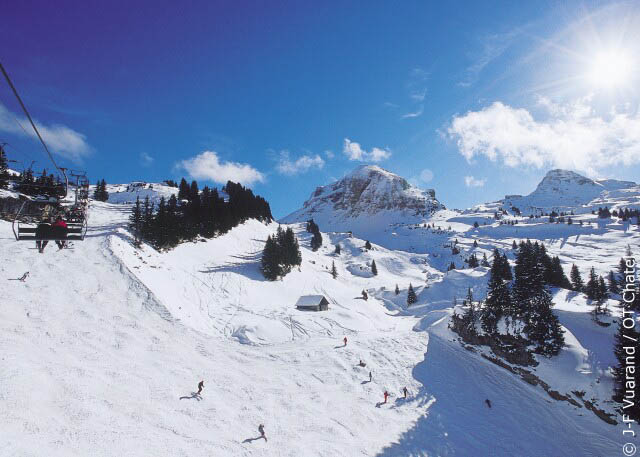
[104,234,175,323]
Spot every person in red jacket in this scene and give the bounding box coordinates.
[343,336,348,346]
[383,391,389,404]
[51,215,68,249]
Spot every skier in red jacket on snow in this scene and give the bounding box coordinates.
[383,391,389,403]
[343,336,348,346]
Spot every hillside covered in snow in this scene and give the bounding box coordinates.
[1,166,638,456]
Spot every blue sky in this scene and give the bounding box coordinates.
[2,0,640,217]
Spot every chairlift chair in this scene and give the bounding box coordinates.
[12,199,87,242]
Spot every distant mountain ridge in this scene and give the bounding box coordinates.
[502,169,639,213]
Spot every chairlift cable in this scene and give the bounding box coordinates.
[0,61,63,175]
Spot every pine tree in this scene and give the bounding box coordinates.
[334,244,341,255]
[585,267,599,300]
[570,264,584,292]
[462,288,478,334]
[548,256,570,288]
[500,253,512,280]
[512,240,518,250]
[307,220,322,251]
[539,244,554,285]
[608,270,621,295]
[395,284,400,295]
[619,258,628,283]
[275,225,286,261]
[283,227,302,269]
[129,196,143,247]
[165,194,180,247]
[311,231,322,251]
[468,253,479,268]
[482,253,512,335]
[407,283,417,306]
[178,178,190,200]
[481,253,490,267]
[101,179,109,201]
[599,275,608,299]
[93,180,102,200]
[141,196,154,242]
[331,261,338,279]
[525,285,564,356]
[512,240,536,322]
[189,180,199,202]
[593,275,609,320]
[93,179,109,202]
[153,197,168,248]
[371,259,378,276]
[447,261,456,271]
[0,144,8,189]
[261,235,281,280]
[365,240,372,250]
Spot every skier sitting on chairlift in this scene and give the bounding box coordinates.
[51,215,68,249]
[35,218,52,253]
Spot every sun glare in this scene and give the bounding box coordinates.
[588,49,633,88]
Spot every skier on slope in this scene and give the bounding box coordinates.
[197,380,204,395]
[343,336,348,346]
[369,371,372,382]
[485,399,492,408]
[383,391,389,404]
[258,424,267,441]
[403,387,408,399]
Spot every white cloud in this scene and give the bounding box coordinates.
[410,89,427,102]
[139,152,154,167]
[447,99,640,175]
[419,168,434,183]
[343,138,391,162]
[276,151,324,176]
[402,105,424,119]
[464,176,486,187]
[176,151,264,185]
[458,29,521,87]
[324,150,335,159]
[0,103,92,163]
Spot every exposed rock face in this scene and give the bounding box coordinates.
[281,165,444,231]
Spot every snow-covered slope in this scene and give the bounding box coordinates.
[281,165,444,244]
[3,163,637,456]
[1,193,628,456]
[103,181,180,205]
[1,202,432,456]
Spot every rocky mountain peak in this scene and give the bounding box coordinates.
[281,165,443,231]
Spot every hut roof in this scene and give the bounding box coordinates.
[295,295,327,307]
